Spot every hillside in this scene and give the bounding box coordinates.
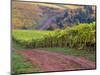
[12,1,96,30]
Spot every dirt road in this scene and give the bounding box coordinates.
[16,49,96,72]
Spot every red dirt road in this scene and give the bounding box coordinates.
[16,49,96,72]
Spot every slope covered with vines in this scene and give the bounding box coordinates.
[12,22,96,50]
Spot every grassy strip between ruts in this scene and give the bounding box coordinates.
[12,51,41,74]
[39,48,96,62]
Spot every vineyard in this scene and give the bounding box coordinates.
[11,1,96,74]
[12,22,96,50]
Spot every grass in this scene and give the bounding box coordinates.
[40,48,96,62]
[12,30,51,41]
[12,51,41,74]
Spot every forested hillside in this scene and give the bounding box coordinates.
[12,1,96,30]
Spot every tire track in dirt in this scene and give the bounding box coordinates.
[16,49,96,72]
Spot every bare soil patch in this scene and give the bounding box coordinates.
[16,49,96,72]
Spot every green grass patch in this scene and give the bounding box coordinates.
[12,29,51,41]
[40,48,96,62]
[12,51,41,74]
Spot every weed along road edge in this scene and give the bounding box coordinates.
[16,49,96,72]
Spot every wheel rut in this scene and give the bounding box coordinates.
[16,49,96,72]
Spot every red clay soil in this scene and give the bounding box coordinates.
[16,49,96,72]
